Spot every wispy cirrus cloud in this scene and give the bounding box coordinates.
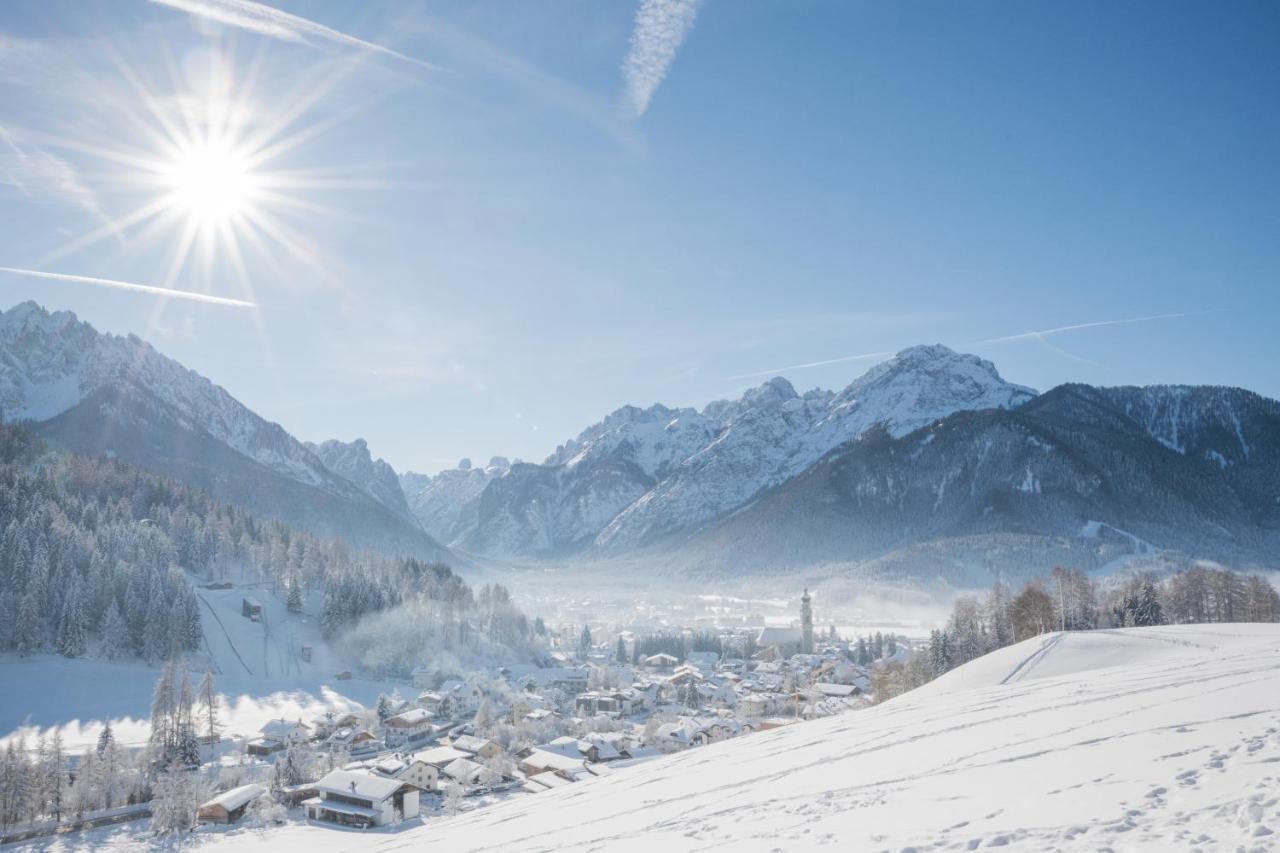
[969,311,1216,346]
[622,0,704,118]
[727,350,894,381]
[0,266,254,308]
[727,311,1219,381]
[149,0,441,72]
[0,126,108,224]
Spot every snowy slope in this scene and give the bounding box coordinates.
[176,624,1280,852]
[0,577,397,754]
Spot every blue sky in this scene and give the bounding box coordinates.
[0,0,1277,473]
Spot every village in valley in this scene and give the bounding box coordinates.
[98,588,901,838]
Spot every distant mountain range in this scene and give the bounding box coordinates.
[0,302,449,561]
[4,300,1277,582]
[401,343,1279,582]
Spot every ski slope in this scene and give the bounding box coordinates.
[0,580,397,752]
[151,624,1280,853]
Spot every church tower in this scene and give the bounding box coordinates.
[800,588,814,654]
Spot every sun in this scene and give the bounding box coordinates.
[164,139,257,227]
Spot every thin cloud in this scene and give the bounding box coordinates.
[149,0,441,73]
[0,266,255,308]
[727,310,1219,381]
[727,351,894,381]
[0,126,108,224]
[622,0,704,117]
[971,311,1215,345]
[411,15,641,151]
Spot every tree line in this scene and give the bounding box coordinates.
[873,565,1280,701]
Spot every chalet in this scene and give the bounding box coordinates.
[449,734,501,761]
[394,755,442,792]
[518,667,590,693]
[241,597,262,621]
[383,708,434,749]
[574,691,623,717]
[438,679,483,717]
[197,783,267,824]
[311,712,360,739]
[303,769,419,828]
[411,744,471,774]
[416,691,446,717]
[248,718,310,754]
[260,718,311,745]
[650,722,694,752]
[517,746,587,779]
[326,727,378,756]
[643,653,678,672]
[441,756,488,787]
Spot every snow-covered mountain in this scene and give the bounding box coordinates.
[400,456,512,546]
[669,382,1280,581]
[306,437,413,521]
[0,302,449,560]
[403,345,1036,556]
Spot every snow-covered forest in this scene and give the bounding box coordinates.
[0,421,533,673]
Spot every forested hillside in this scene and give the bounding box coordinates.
[0,423,529,671]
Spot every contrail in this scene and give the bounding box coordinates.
[0,266,255,308]
[150,0,441,73]
[726,310,1217,382]
[727,350,894,381]
[971,311,1213,345]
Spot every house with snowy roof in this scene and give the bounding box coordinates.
[450,734,502,761]
[383,708,434,748]
[197,783,267,824]
[302,769,419,828]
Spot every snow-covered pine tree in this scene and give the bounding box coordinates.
[149,763,198,836]
[198,671,219,744]
[56,576,87,658]
[99,599,127,660]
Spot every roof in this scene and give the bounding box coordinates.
[756,627,803,646]
[451,734,494,753]
[259,719,307,736]
[521,748,585,773]
[313,769,404,802]
[386,708,432,727]
[443,757,484,781]
[302,796,379,819]
[200,783,265,813]
[411,745,470,767]
[815,682,857,697]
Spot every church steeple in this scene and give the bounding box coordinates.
[800,588,814,654]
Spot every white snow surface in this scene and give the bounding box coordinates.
[70,623,1278,852]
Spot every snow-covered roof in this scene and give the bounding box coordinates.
[313,770,404,802]
[443,757,484,782]
[385,708,432,727]
[411,745,470,767]
[259,718,307,737]
[522,748,585,773]
[200,783,265,812]
[451,734,494,754]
